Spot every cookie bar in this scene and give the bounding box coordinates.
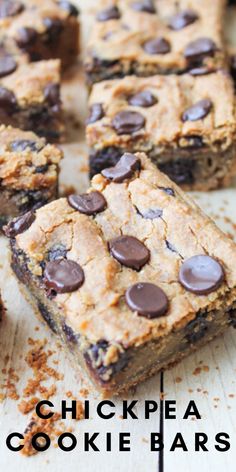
[0,125,62,228]
[6,152,236,396]
[0,59,63,142]
[85,0,227,85]
[87,71,236,190]
[0,0,80,69]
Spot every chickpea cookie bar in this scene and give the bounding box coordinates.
[85,0,227,85]
[0,125,62,228]
[87,71,236,190]
[0,0,80,69]
[6,152,236,396]
[0,59,63,142]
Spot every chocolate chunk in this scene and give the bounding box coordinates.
[4,211,35,238]
[43,18,63,42]
[47,244,68,261]
[158,187,175,197]
[112,110,145,135]
[97,6,121,21]
[102,152,141,183]
[44,260,85,294]
[143,37,171,55]
[0,54,17,78]
[16,27,37,47]
[168,9,198,31]
[44,83,60,106]
[179,255,224,295]
[0,0,24,18]
[10,140,40,152]
[109,235,150,270]
[68,191,107,216]
[0,86,17,113]
[138,208,163,219]
[131,0,156,14]
[86,103,104,124]
[58,0,79,17]
[125,282,169,318]
[184,38,217,63]
[128,90,157,108]
[182,99,212,122]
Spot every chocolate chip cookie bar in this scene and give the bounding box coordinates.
[0,125,62,228]
[87,71,236,190]
[85,0,227,85]
[6,152,236,396]
[0,0,80,69]
[0,59,63,142]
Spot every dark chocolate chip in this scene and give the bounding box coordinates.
[0,0,24,18]
[47,244,68,261]
[143,37,171,55]
[44,259,85,294]
[62,322,78,343]
[125,282,169,318]
[97,6,121,22]
[165,240,178,253]
[189,66,214,76]
[34,164,49,174]
[86,103,104,124]
[112,110,145,135]
[0,54,17,78]
[57,0,79,17]
[158,187,175,197]
[44,83,60,106]
[182,99,212,122]
[68,191,107,216]
[230,55,236,82]
[10,140,40,152]
[158,159,195,185]
[228,307,236,329]
[102,152,141,182]
[4,211,35,238]
[185,315,209,344]
[168,9,198,31]
[0,86,17,112]
[138,208,163,219]
[38,301,58,334]
[16,27,37,47]
[109,235,150,270]
[179,255,224,295]
[43,17,63,42]
[184,38,217,62]
[131,0,156,14]
[128,90,157,108]
[181,135,204,149]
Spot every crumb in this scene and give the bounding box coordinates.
[175,377,182,383]
[193,367,202,376]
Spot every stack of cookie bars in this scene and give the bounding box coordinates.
[2,1,236,397]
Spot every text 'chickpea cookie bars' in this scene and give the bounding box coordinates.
[87,71,236,190]
[85,0,227,85]
[6,153,236,396]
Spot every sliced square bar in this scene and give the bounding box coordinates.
[0,59,63,142]
[85,0,227,85]
[7,152,236,396]
[0,125,62,228]
[87,71,236,190]
[0,0,80,69]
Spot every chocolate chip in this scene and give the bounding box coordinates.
[102,152,141,183]
[184,38,217,63]
[10,140,40,152]
[38,301,58,334]
[189,66,214,76]
[97,6,121,22]
[128,90,157,108]
[44,83,60,106]
[185,315,209,343]
[68,191,107,216]
[44,260,85,294]
[16,27,37,47]
[143,37,171,55]
[58,0,79,17]
[158,187,175,197]
[43,18,63,42]
[165,240,178,253]
[125,282,169,318]
[109,235,150,270]
[168,9,198,31]
[4,211,35,238]
[182,99,212,122]
[179,255,224,295]
[34,164,49,173]
[0,0,24,18]
[86,103,104,124]
[180,135,204,149]
[62,322,78,343]
[47,244,68,261]
[131,0,156,13]
[0,54,17,78]
[112,110,145,135]
[0,86,17,113]
[159,159,195,185]
[138,208,163,219]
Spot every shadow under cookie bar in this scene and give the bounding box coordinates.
[0,125,62,228]
[6,153,236,396]
[85,0,226,85]
[87,72,236,190]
